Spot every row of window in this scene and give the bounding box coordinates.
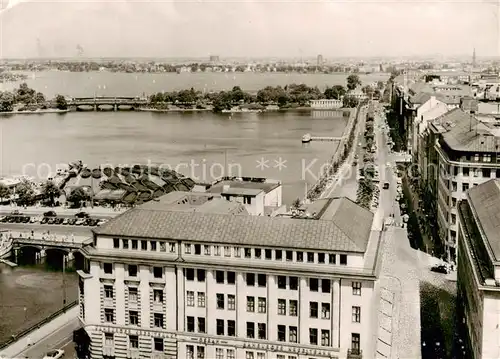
[112,238,177,253]
[184,244,348,265]
[102,263,164,279]
[103,309,165,328]
[103,333,167,352]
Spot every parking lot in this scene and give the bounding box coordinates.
[0,211,108,228]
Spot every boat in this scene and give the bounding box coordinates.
[302,133,312,143]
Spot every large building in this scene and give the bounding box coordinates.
[77,195,382,359]
[428,108,500,261]
[457,179,500,358]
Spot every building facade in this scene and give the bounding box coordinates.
[457,180,500,359]
[77,197,381,359]
[310,99,342,110]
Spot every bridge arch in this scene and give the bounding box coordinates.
[16,244,43,251]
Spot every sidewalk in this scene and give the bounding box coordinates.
[0,205,125,218]
[0,306,79,358]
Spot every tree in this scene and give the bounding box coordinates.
[35,92,46,104]
[67,187,89,208]
[346,74,361,91]
[343,95,359,108]
[0,91,14,112]
[41,180,61,207]
[324,85,346,100]
[15,83,36,104]
[0,184,11,203]
[15,179,35,205]
[55,94,68,110]
[212,92,233,113]
[376,81,385,90]
[291,198,301,209]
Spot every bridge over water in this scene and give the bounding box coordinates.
[68,96,149,111]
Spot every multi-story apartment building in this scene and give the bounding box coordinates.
[428,108,500,261]
[457,179,500,359]
[77,195,382,359]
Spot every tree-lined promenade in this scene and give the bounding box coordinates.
[0,75,385,114]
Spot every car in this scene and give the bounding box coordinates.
[62,218,69,225]
[10,210,20,215]
[383,182,390,190]
[75,211,89,218]
[22,216,30,223]
[44,211,57,217]
[40,217,49,224]
[75,218,86,226]
[431,264,449,274]
[68,218,77,225]
[47,217,56,225]
[43,349,64,359]
[55,217,64,225]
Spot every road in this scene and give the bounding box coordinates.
[0,223,92,237]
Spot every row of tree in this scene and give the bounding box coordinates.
[0,83,68,112]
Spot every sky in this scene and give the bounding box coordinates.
[0,0,499,59]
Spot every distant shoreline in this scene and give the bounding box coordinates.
[0,109,70,115]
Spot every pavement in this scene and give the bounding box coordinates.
[0,224,92,238]
[0,307,79,359]
[0,205,125,218]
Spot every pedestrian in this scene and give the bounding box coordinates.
[31,230,34,237]
[26,336,31,346]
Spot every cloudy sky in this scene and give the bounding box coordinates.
[0,0,498,58]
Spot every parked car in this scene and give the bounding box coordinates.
[67,218,77,225]
[97,219,108,226]
[75,212,89,218]
[55,217,64,225]
[47,217,56,225]
[44,211,57,217]
[431,264,449,274]
[75,218,86,226]
[41,217,49,224]
[62,218,69,225]
[21,216,30,223]
[43,349,65,359]
[10,210,20,215]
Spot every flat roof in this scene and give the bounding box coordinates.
[222,187,263,196]
[208,179,280,194]
[94,196,373,253]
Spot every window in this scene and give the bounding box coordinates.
[309,278,319,291]
[286,251,293,261]
[153,289,163,304]
[296,251,303,262]
[278,299,287,315]
[257,274,266,287]
[227,271,236,284]
[265,249,272,259]
[245,248,251,258]
[187,291,195,306]
[318,253,325,263]
[216,319,225,335]
[122,239,129,249]
[150,241,157,251]
[451,213,456,225]
[185,268,195,281]
[128,287,138,302]
[246,273,255,286]
[153,266,162,278]
[307,252,314,263]
[130,239,138,250]
[186,345,194,359]
[169,242,175,253]
[129,311,139,325]
[234,247,241,257]
[228,320,236,336]
[140,240,147,250]
[113,238,119,248]
[227,349,235,359]
[153,338,163,352]
[289,326,298,343]
[310,302,318,318]
[289,276,298,290]
[309,328,318,345]
[351,333,361,352]
[103,263,113,274]
[258,297,266,313]
[340,254,347,265]
[129,335,138,349]
[104,308,114,322]
[289,300,298,316]
[329,254,336,264]
[352,306,361,323]
[187,316,195,332]
[197,292,206,307]
[154,313,164,328]
[216,348,224,359]
[462,183,469,192]
[463,167,469,176]
[321,330,330,346]
[185,244,192,254]
[322,303,331,319]
[204,245,211,255]
[246,322,255,338]
[322,279,331,293]
[255,248,262,259]
[194,244,201,255]
[277,325,286,341]
[352,281,362,295]
[246,352,254,359]
[228,295,236,310]
[197,346,205,359]
[214,246,221,256]
[247,296,255,312]
[128,265,137,277]
[216,294,225,309]
[216,271,224,283]
[104,285,113,298]
[224,246,231,257]
[197,269,206,282]
[275,250,282,260]
[258,323,267,340]
[278,275,287,289]
[197,317,205,333]
[256,353,265,359]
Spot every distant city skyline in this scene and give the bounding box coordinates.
[0,0,498,59]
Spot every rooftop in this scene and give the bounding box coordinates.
[94,196,373,253]
[208,177,281,194]
[222,187,263,196]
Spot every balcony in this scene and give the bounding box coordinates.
[347,349,362,359]
[102,346,115,357]
[127,349,140,359]
[152,353,165,359]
